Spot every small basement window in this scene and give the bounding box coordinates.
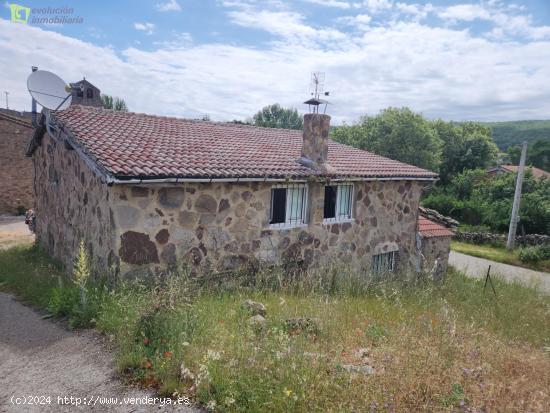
[372,251,396,275]
[324,184,353,222]
[270,184,307,228]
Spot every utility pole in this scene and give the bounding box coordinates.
[506,141,528,250]
[3,91,8,109]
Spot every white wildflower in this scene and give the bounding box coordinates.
[207,349,221,361]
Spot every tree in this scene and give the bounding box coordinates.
[252,104,303,130]
[332,107,443,172]
[508,139,550,172]
[101,94,128,112]
[435,121,498,183]
[423,169,550,235]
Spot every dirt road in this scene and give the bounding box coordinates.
[0,216,34,250]
[449,251,550,293]
[0,292,199,412]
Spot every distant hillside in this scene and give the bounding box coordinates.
[483,120,550,150]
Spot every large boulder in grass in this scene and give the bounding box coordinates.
[338,364,375,376]
[241,299,266,317]
[247,315,267,329]
[284,317,320,334]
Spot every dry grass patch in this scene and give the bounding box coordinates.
[1,246,549,412]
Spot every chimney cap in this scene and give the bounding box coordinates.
[303,97,329,106]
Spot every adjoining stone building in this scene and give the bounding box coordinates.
[0,78,102,216]
[417,215,454,278]
[27,104,451,279]
[0,109,34,214]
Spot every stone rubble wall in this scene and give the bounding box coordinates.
[420,235,452,279]
[455,232,550,246]
[0,116,34,214]
[110,180,423,279]
[33,132,115,272]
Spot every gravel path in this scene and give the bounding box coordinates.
[449,251,550,293]
[0,216,34,250]
[0,293,199,412]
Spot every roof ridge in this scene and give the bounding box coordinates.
[0,112,33,128]
[72,104,305,133]
[53,105,439,181]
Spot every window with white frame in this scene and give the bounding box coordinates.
[372,251,396,275]
[269,184,308,227]
[324,184,353,222]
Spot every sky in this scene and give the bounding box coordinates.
[1,0,550,124]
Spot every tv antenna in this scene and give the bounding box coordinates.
[304,72,330,114]
[27,69,73,113]
[4,91,8,109]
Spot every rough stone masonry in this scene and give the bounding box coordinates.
[33,128,422,278]
[30,105,436,279]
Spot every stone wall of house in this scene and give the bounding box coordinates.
[420,236,452,279]
[109,180,423,278]
[33,132,115,272]
[0,115,34,214]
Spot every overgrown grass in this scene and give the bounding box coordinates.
[1,245,549,412]
[452,240,550,272]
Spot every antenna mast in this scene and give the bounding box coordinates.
[4,91,8,109]
[304,72,330,114]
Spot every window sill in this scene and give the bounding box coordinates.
[322,218,355,225]
[269,223,308,231]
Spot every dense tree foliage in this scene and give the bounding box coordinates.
[332,107,443,172]
[435,121,498,183]
[252,104,303,130]
[331,107,497,176]
[101,94,128,112]
[484,120,550,150]
[423,169,550,235]
[507,139,550,172]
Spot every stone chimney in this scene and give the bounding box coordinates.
[299,113,334,172]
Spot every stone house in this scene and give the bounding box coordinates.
[0,109,34,214]
[486,165,550,180]
[69,79,103,107]
[27,104,448,279]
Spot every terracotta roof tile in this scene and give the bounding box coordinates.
[499,165,550,179]
[53,105,438,181]
[418,216,454,238]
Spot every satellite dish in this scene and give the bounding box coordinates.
[27,70,72,111]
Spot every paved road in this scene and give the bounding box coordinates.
[0,216,34,250]
[449,251,550,293]
[0,293,199,412]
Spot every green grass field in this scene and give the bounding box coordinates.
[451,241,550,272]
[1,245,549,412]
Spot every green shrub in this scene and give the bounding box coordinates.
[48,284,80,317]
[519,245,550,263]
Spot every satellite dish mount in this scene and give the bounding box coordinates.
[27,68,73,124]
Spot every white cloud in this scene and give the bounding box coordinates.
[226,8,347,44]
[337,14,371,30]
[302,0,352,9]
[361,0,392,13]
[437,4,491,22]
[2,2,550,124]
[153,31,193,49]
[156,0,182,12]
[133,22,155,35]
